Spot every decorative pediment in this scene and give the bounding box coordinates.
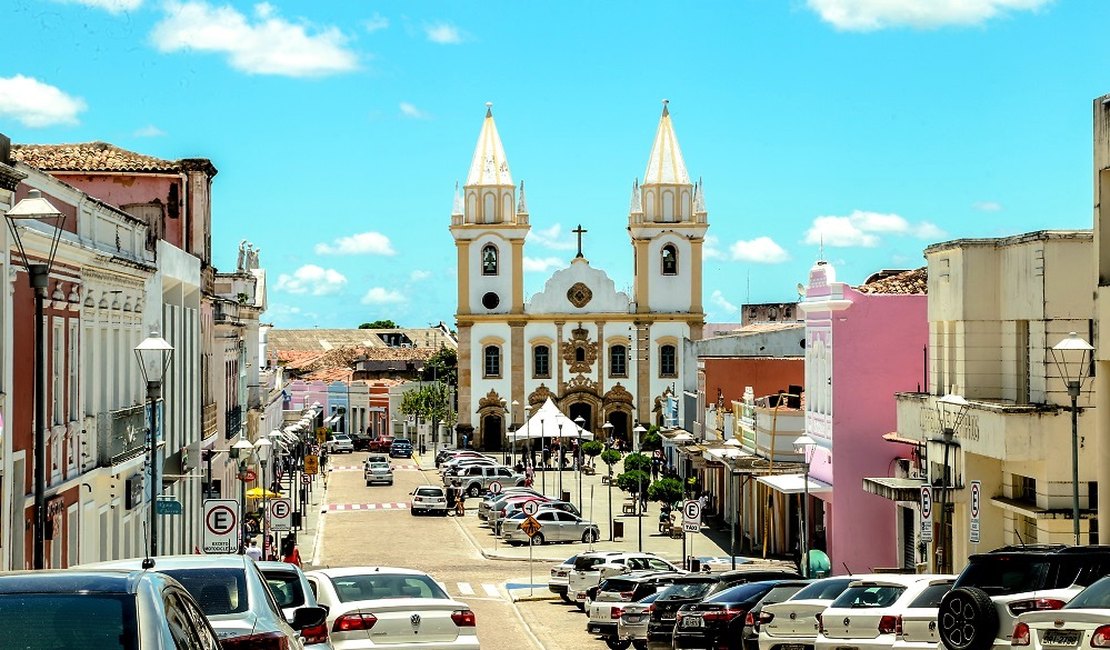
[564,373,598,395]
[562,325,598,374]
[566,282,593,308]
[478,389,503,411]
[603,383,634,405]
[528,383,554,407]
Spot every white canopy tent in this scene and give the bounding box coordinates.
[508,398,594,444]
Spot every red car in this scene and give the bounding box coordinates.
[368,436,395,452]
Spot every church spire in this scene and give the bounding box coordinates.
[693,178,707,217]
[516,180,528,214]
[629,178,643,216]
[466,102,514,188]
[452,181,463,216]
[642,99,690,186]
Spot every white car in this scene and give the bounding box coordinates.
[1011,575,1110,650]
[258,560,335,650]
[410,485,449,516]
[758,576,857,650]
[328,434,355,454]
[815,575,955,650]
[567,552,681,612]
[890,578,955,650]
[365,460,393,486]
[304,567,479,650]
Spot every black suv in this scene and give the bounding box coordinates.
[939,545,1110,650]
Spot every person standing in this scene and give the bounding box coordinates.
[446,482,459,517]
[282,534,302,567]
[245,538,263,561]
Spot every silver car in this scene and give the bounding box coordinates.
[410,485,449,516]
[493,501,581,536]
[364,460,393,486]
[619,592,662,650]
[502,510,600,545]
[258,560,334,649]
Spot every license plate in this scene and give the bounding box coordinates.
[682,617,704,628]
[779,645,809,650]
[576,593,586,601]
[1043,630,1082,647]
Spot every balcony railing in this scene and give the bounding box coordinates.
[225,404,242,439]
[202,402,218,440]
[97,404,148,467]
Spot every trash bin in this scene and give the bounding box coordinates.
[561,490,571,503]
[613,520,624,539]
[688,557,701,572]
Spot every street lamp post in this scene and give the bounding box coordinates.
[558,422,564,500]
[135,331,174,557]
[934,393,970,573]
[5,189,68,570]
[254,437,273,560]
[633,423,647,552]
[540,418,546,497]
[792,435,817,577]
[231,438,254,552]
[1050,331,1095,545]
[574,415,586,513]
[724,437,742,570]
[603,422,614,540]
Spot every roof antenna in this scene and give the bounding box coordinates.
[1014,529,1027,547]
[141,522,155,570]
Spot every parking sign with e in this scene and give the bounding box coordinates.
[920,486,933,543]
[203,499,239,554]
[270,498,292,532]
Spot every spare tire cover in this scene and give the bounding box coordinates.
[939,586,998,650]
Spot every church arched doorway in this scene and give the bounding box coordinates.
[481,415,503,451]
[607,411,629,447]
[568,402,593,436]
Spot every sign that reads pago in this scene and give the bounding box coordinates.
[203,499,239,554]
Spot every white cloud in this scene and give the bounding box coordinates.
[0,75,86,127]
[364,13,389,32]
[730,237,791,264]
[523,256,565,273]
[399,102,430,119]
[151,1,358,77]
[703,235,725,260]
[804,210,943,247]
[275,264,347,295]
[807,0,1052,31]
[133,124,165,137]
[361,287,406,304]
[54,0,142,12]
[973,200,1003,212]
[314,232,396,256]
[526,223,577,251]
[710,290,738,317]
[425,22,463,44]
[409,270,432,282]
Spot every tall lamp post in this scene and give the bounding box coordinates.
[724,437,742,569]
[792,435,816,577]
[6,189,68,570]
[574,415,586,512]
[1050,331,1095,545]
[254,437,273,560]
[603,422,614,540]
[231,438,254,552]
[934,393,970,573]
[540,418,546,497]
[135,331,174,557]
[633,423,647,552]
[557,422,565,499]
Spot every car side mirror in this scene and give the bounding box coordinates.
[291,605,328,630]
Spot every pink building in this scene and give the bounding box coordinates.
[800,263,927,573]
[287,380,330,413]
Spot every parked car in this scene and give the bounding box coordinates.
[348,432,372,451]
[364,459,394,486]
[436,450,492,469]
[587,572,684,649]
[445,464,527,497]
[891,578,956,650]
[568,552,682,612]
[502,510,600,545]
[549,555,580,603]
[326,433,355,454]
[0,569,222,649]
[1011,574,1110,650]
[479,487,545,521]
[757,576,857,650]
[494,501,580,536]
[304,566,479,650]
[257,560,334,649]
[440,457,499,478]
[368,436,395,453]
[741,581,811,650]
[815,575,955,650]
[410,485,450,516]
[619,592,663,650]
[81,554,326,648]
[673,580,789,650]
[938,545,1110,650]
[389,438,414,458]
[487,494,554,529]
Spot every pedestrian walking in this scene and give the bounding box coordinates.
[245,538,262,561]
[446,482,459,517]
[455,481,467,517]
[281,534,302,567]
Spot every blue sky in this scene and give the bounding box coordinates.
[2,0,1107,328]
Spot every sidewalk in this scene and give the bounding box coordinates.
[295,469,329,568]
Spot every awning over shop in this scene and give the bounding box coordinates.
[862,476,925,502]
[756,473,832,495]
[882,431,923,446]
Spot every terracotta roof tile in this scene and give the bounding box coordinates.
[11,141,215,175]
[857,267,927,295]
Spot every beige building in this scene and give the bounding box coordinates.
[1092,93,1110,535]
[895,230,1095,572]
[452,102,709,449]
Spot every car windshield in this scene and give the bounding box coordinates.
[705,582,775,604]
[329,574,449,602]
[160,568,251,615]
[0,593,138,649]
[831,585,906,608]
[759,584,808,607]
[415,488,444,497]
[369,463,389,470]
[658,580,715,601]
[600,579,640,593]
[262,570,306,609]
[792,578,853,601]
[575,556,615,571]
[638,592,662,604]
[908,582,953,608]
[1064,577,1110,609]
[953,557,1052,595]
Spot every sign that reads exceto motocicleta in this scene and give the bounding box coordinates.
[203,499,239,554]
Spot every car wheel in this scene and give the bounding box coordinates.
[469,484,481,498]
[938,587,998,650]
[605,638,631,650]
[366,481,371,487]
[560,593,572,604]
[632,641,647,650]
[582,529,598,543]
[532,532,545,545]
[440,509,449,517]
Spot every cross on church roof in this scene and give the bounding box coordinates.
[573,224,587,259]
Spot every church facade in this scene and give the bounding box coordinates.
[451,102,709,450]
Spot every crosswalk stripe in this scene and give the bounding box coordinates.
[482,584,500,598]
[457,582,475,595]
[327,502,410,512]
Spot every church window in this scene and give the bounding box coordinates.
[659,344,677,378]
[484,345,501,378]
[533,345,550,378]
[482,244,498,276]
[661,245,678,276]
[610,345,627,377]
[575,347,586,363]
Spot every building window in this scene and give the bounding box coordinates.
[661,244,678,276]
[1012,474,1036,505]
[575,347,585,363]
[68,321,79,422]
[52,318,64,425]
[533,345,550,378]
[659,344,677,378]
[610,345,627,377]
[482,244,498,276]
[484,345,501,378]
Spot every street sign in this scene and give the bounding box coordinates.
[969,480,981,544]
[155,496,182,515]
[301,474,310,485]
[316,428,327,444]
[522,499,540,516]
[683,499,702,533]
[519,515,543,538]
[920,486,934,543]
[238,469,257,482]
[203,499,239,554]
[270,498,292,531]
[489,480,503,495]
[304,455,319,475]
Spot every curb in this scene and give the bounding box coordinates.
[480,548,566,563]
[510,591,558,603]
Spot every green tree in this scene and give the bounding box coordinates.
[641,430,662,452]
[581,440,603,459]
[622,451,651,473]
[616,469,651,495]
[600,449,622,468]
[398,382,457,444]
[647,477,684,505]
[359,319,398,329]
[422,346,458,386]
